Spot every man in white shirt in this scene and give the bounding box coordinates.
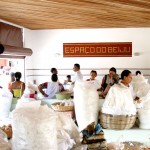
[38,74,64,99]
[72,63,83,83]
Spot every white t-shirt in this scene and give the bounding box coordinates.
[72,70,83,82]
[46,82,61,99]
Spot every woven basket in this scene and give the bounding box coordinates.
[51,102,74,112]
[99,112,136,130]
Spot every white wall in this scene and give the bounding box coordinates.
[24,28,150,85]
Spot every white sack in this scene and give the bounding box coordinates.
[138,109,150,129]
[12,101,58,150]
[74,81,100,131]
[0,89,13,119]
[57,130,75,150]
[102,83,136,115]
[132,74,150,98]
[15,98,39,109]
[56,112,81,149]
[56,113,88,150]
[137,91,150,129]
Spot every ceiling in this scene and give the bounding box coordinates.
[0,0,150,30]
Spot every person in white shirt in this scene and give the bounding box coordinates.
[102,69,136,115]
[38,74,64,99]
[72,63,83,84]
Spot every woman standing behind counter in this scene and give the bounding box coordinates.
[10,72,25,98]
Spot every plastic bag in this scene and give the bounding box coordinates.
[12,101,58,150]
[102,84,136,115]
[74,81,99,131]
[0,89,13,119]
[56,112,81,148]
[57,130,75,150]
[138,109,150,129]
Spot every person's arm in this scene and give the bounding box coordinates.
[101,75,107,91]
[101,76,105,89]
[103,84,111,97]
[9,83,13,95]
[22,82,25,94]
[38,83,48,97]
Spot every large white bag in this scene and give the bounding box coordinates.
[74,81,100,131]
[12,101,58,150]
[138,109,150,129]
[0,89,13,119]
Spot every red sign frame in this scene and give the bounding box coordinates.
[63,42,132,57]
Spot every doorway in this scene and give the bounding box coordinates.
[0,58,25,89]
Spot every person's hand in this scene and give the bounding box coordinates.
[43,93,48,97]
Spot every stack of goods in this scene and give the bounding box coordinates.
[81,122,107,150]
[131,74,150,129]
[12,101,58,150]
[101,83,137,130]
[51,100,74,119]
[132,74,150,99]
[12,100,86,150]
[0,124,12,139]
[138,91,150,129]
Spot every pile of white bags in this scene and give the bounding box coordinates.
[131,75,150,129]
[12,100,85,150]
[56,113,80,150]
[0,89,13,119]
[138,91,150,129]
[102,83,136,115]
[132,74,150,98]
[74,80,100,131]
[12,101,58,150]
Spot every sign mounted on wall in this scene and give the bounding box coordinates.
[63,42,132,57]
